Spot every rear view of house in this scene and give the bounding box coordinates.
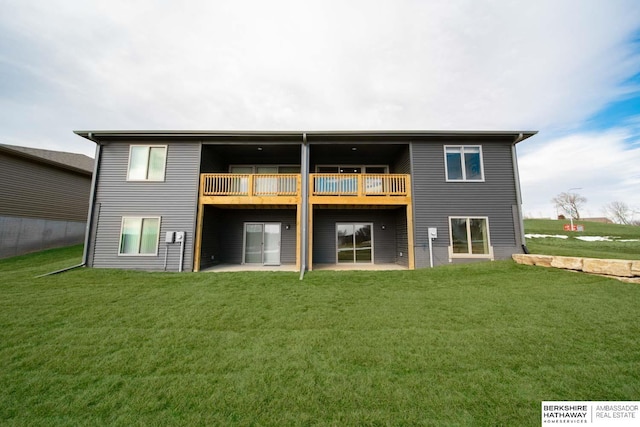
[0,144,93,258]
[75,130,535,272]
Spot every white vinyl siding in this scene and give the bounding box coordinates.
[127,145,167,181]
[445,146,484,182]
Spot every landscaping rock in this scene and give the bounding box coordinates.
[529,254,554,267]
[632,261,640,277]
[583,258,633,277]
[512,254,554,267]
[512,254,535,265]
[550,256,583,271]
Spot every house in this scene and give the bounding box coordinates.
[581,217,614,224]
[0,144,93,258]
[74,130,536,272]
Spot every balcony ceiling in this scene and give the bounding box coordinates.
[202,144,301,164]
[310,143,405,164]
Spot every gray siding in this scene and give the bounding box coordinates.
[395,207,409,267]
[0,151,91,222]
[391,145,411,174]
[411,140,520,268]
[312,208,399,264]
[89,142,201,271]
[200,208,297,267]
[200,206,222,269]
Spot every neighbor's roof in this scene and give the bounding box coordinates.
[0,144,94,175]
[74,130,537,143]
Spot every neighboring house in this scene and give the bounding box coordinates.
[74,130,536,272]
[0,144,93,258]
[581,217,614,224]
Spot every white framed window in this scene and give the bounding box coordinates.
[127,145,167,181]
[448,216,494,259]
[315,165,389,173]
[444,146,484,181]
[229,165,301,173]
[119,217,161,256]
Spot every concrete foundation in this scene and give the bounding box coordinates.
[0,215,85,259]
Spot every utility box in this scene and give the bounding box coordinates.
[428,227,438,239]
[175,231,186,243]
[165,231,175,243]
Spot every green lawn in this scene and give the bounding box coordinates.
[1,246,640,425]
[525,219,640,259]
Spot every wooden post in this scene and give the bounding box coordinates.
[247,174,254,196]
[295,201,301,271]
[308,203,313,271]
[405,175,415,270]
[194,201,204,272]
[193,175,206,272]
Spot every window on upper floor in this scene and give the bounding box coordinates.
[444,146,484,181]
[119,217,161,255]
[448,216,493,258]
[127,145,167,181]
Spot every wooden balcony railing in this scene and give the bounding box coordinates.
[201,173,300,197]
[311,174,409,196]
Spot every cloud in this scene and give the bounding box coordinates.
[0,0,640,165]
[519,128,640,218]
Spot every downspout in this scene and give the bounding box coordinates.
[37,132,101,277]
[511,133,528,254]
[82,132,102,266]
[299,133,308,280]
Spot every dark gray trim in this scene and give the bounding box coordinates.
[408,141,418,266]
[82,140,101,266]
[511,138,526,248]
[300,134,309,277]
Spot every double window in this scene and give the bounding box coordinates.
[119,217,161,255]
[445,146,484,181]
[127,145,167,181]
[449,217,493,258]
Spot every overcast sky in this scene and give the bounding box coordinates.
[1,0,639,218]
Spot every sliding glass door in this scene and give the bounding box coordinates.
[336,223,373,264]
[243,223,281,265]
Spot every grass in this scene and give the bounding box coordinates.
[2,246,640,425]
[524,219,640,259]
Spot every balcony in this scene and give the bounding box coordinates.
[200,173,300,205]
[310,174,411,205]
[199,173,410,206]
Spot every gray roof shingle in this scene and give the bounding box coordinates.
[0,144,94,174]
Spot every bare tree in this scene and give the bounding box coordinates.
[552,192,587,219]
[603,201,634,224]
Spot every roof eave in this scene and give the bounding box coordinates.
[74,129,538,143]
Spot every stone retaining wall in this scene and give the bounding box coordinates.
[513,254,640,281]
